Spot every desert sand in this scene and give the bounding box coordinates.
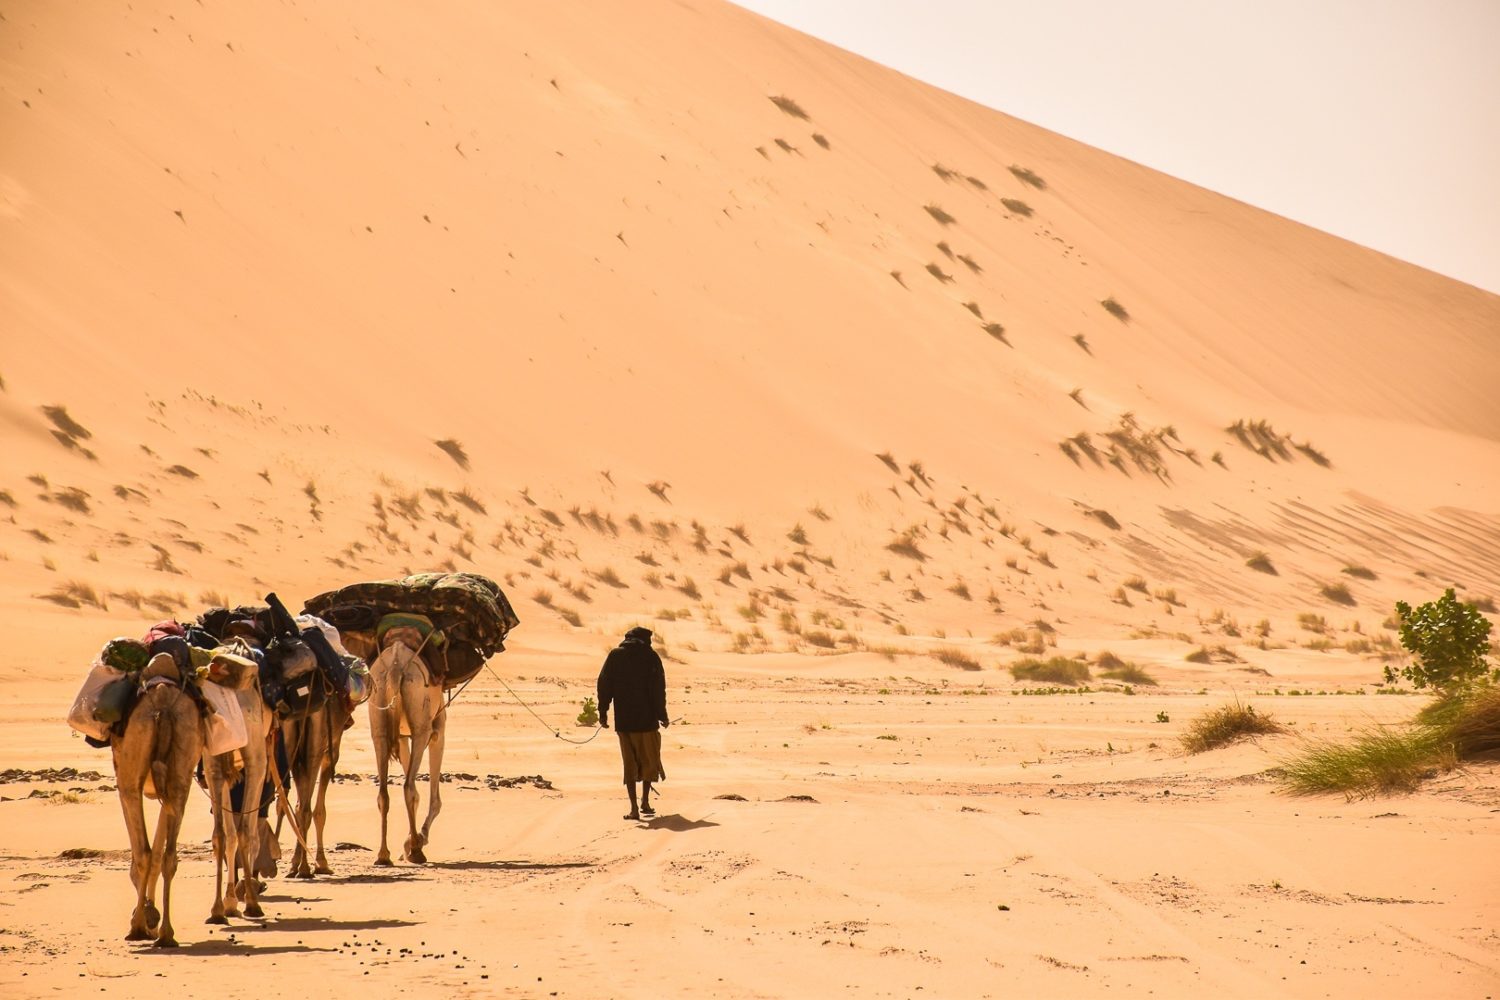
[1,0,1498,997]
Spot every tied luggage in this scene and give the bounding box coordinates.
[200,680,249,755]
[68,661,127,742]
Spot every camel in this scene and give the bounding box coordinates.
[280,692,351,877]
[201,653,271,924]
[366,641,447,865]
[109,659,203,947]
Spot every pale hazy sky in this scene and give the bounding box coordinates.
[734,0,1500,294]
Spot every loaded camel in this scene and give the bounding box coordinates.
[199,647,271,924]
[358,632,451,865]
[279,617,356,879]
[109,654,203,947]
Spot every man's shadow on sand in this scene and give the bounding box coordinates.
[638,813,717,832]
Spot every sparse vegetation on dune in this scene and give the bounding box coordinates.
[1100,297,1129,322]
[925,262,954,283]
[1000,198,1032,217]
[811,133,830,150]
[1180,702,1283,753]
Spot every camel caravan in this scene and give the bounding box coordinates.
[65,571,520,947]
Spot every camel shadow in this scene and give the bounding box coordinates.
[640,814,718,832]
[316,871,424,885]
[427,860,594,872]
[141,941,337,957]
[241,916,420,933]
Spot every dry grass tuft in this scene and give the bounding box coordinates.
[1011,657,1090,686]
[42,404,92,441]
[1245,551,1276,574]
[433,439,470,470]
[924,204,957,226]
[36,580,107,610]
[769,95,810,120]
[1180,702,1283,753]
[934,646,982,671]
[1008,165,1047,190]
[811,133,830,150]
[1000,198,1033,217]
[1319,581,1356,606]
[1100,297,1129,322]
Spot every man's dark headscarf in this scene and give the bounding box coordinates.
[622,626,653,645]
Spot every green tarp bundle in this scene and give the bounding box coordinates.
[303,572,519,659]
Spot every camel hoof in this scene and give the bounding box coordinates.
[244,903,264,919]
[206,915,229,926]
[373,856,394,868]
[153,937,179,949]
[405,846,427,864]
[294,869,316,881]
[145,903,161,930]
[126,928,152,942]
[314,864,333,876]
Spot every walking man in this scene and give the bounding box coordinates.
[597,626,669,820]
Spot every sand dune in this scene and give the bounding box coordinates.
[1,1,1497,997]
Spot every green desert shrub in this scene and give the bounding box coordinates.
[1384,588,1496,693]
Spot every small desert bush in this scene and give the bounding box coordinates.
[1245,551,1276,574]
[1100,297,1129,322]
[982,322,1007,342]
[999,198,1032,217]
[769,94,809,119]
[1341,565,1377,580]
[1010,657,1090,686]
[1008,164,1047,189]
[926,262,954,283]
[1123,576,1148,593]
[433,438,469,469]
[811,133,829,149]
[1297,613,1328,633]
[924,204,957,226]
[1099,660,1156,686]
[1320,581,1356,606]
[1179,702,1283,753]
[37,580,107,610]
[934,646,982,671]
[555,606,583,628]
[802,629,837,649]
